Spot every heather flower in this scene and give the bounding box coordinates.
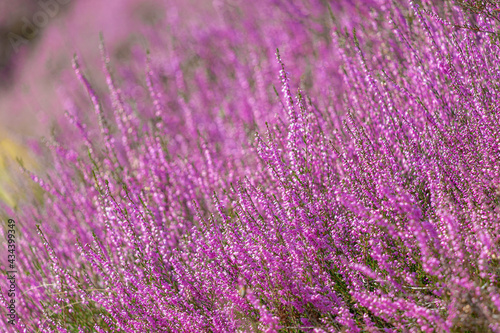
[0,0,499,332]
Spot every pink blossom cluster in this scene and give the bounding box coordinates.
[1,0,500,332]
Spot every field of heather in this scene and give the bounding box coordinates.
[0,0,500,332]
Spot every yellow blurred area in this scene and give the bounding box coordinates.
[0,135,37,208]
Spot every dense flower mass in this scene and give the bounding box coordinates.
[1,0,500,331]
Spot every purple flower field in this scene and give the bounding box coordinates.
[1,0,500,331]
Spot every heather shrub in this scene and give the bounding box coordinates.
[0,0,500,332]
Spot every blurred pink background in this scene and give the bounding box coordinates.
[0,0,166,139]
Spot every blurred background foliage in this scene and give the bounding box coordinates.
[0,136,38,208]
[0,0,165,207]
